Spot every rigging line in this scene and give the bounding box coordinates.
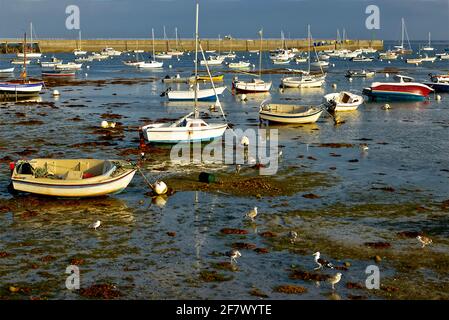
[198,41,227,123]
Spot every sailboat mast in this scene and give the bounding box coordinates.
[175,27,178,49]
[308,24,311,73]
[401,18,405,48]
[152,28,155,58]
[194,1,199,117]
[259,29,263,78]
[22,32,27,81]
[30,22,33,52]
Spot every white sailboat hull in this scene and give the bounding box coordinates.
[142,123,227,143]
[17,53,41,59]
[167,86,226,101]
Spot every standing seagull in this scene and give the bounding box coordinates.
[89,220,101,231]
[327,273,342,290]
[313,252,334,270]
[417,235,432,248]
[245,207,258,222]
[288,231,298,244]
[226,249,241,264]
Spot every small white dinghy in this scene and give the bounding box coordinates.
[259,101,324,124]
[11,159,136,198]
[324,91,364,112]
[228,61,251,69]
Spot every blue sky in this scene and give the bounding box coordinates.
[0,0,448,40]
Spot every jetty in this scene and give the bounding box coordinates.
[0,38,383,54]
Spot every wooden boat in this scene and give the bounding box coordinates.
[10,159,136,198]
[324,91,364,112]
[345,70,375,78]
[363,82,433,101]
[259,102,323,124]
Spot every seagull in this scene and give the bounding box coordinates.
[226,249,241,264]
[328,273,342,290]
[288,231,298,244]
[313,252,334,270]
[245,207,258,221]
[235,164,241,174]
[89,220,101,231]
[417,235,432,248]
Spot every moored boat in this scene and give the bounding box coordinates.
[164,86,226,101]
[259,101,324,124]
[324,91,364,112]
[10,159,136,198]
[362,82,434,101]
[345,70,375,78]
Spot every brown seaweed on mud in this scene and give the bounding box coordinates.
[79,283,121,299]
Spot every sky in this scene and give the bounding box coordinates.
[0,0,448,40]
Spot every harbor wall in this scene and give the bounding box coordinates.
[0,39,383,53]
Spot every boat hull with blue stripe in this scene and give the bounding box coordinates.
[0,80,43,100]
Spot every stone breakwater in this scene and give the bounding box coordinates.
[0,38,383,53]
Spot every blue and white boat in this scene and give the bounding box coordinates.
[0,80,43,100]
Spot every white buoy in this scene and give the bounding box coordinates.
[241,94,247,101]
[52,89,60,96]
[153,181,168,195]
[382,103,391,110]
[385,73,390,78]
[241,136,250,146]
[348,77,353,82]
[388,61,391,64]
[332,83,337,89]
[101,120,109,128]
[436,95,442,101]
[169,65,172,69]
[86,66,90,69]
[332,63,335,67]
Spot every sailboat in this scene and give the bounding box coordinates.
[155,26,173,59]
[73,31,87,56]
[232,29,272,93]
[281,25,326,88]
[17,23,42,59]
[138,28,164,69]
[141,1,227,144]
[394,18,413,54]
[422,32,435,51]
[167,27,184,56]
[1,33,44,100]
